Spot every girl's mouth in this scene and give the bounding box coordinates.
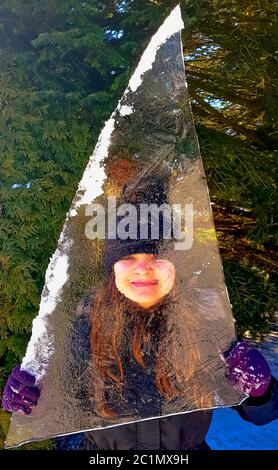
[130,280,159,287]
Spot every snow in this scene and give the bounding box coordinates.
[21,232,72,381]
[73,117,115,209]
[128,5,184,92]
[207,407,278,449]
[69,208,78,217]
[118,105,134,116]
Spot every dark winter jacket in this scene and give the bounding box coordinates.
[65,289,278,451]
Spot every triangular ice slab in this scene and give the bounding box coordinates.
[6,5,245,448]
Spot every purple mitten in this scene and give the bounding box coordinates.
[224,341,271,397]
[1,365,40,415]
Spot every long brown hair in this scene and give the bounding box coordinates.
[90,270,214,419]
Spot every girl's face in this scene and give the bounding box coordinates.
[114,253,176,309]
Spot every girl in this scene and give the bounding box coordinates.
[3,176,278,449]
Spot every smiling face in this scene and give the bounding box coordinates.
[113,253,176,309]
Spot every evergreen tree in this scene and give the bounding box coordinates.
[0,0,277,448]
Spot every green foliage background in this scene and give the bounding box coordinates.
[0,0,277,448]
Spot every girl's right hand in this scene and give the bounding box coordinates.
[1,365,40,415]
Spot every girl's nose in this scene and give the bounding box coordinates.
[134,257,153,273]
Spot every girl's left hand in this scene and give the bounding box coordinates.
[224,341,272,397]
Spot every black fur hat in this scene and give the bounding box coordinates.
[104,174,173,276]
